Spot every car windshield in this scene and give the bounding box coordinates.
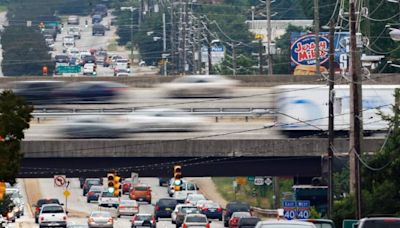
[184,183,196,190]
[188,195,205,201]
[181,207,198,213]
[205,203,219,208]
[158,199,177,206]
[232,212,251,218]
[42,206,63,213]
[87,180,100,185]
[89,186,103,192]
[120,200,136,206]
[38,199,60,206]
[186,216,207,223]
[92,212,110,217]
[136,215,152,220]
[260,225,313,228]
[135,186,149,191]
[101,192,115,197]
[361,220,400,228]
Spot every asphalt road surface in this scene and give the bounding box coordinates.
[12,178,225,228]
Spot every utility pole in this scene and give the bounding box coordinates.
[259,39,263,75]
[266,0,273,75]
[327,19,335,219]
[232,43,237,76]
[207,23,212,75]
[170,6,176,74]
[178,0,183,74]
[349,0,362,220]
[182,0,188,74]
[139,0,143,30]
[130,8,134,66]
[163,13,167,76]
[314,0,320,75]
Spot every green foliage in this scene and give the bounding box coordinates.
[333,168,349,198]
[309,206,322,219]
[0,90,33,184]
[0,194,14,216]
[332,195,355,228]
[1,26,54,76]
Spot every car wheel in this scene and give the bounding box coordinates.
[224,221,228,227]
[176,224,179,228]
[117,214,121,218]
[87,199,90,203]
[35,218,38,223]
[219,217,223,221]
[172,220,176,224]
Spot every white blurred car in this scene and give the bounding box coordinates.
[60,116,127,138]
[255,220,316,228]
[161,75,238,98]
[124,109,204,132]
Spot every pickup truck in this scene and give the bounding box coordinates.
[38,204,67,228]
[98,191,119,208]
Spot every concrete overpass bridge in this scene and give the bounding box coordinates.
[19,137,385,179]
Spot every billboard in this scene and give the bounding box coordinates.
[290,32,350,75]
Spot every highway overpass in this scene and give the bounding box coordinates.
[19,137,384,178]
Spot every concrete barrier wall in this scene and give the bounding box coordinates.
[1,74,398,88]
[21,138,385,158]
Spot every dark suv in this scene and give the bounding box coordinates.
[33,198,62,223]
[82,178,102,196]
[223,202,251,227]
[357,217,400,228]
[154,198,178,221]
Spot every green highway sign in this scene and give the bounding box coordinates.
[343,219,358,228]
[56,65,81,74]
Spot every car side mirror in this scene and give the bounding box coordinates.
[209,221,212,223]
[60,203,64,206]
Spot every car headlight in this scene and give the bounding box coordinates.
[7,212,14,218]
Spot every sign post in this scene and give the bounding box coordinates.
[63,181,70,214]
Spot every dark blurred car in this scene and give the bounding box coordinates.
[223,202,251,227]
[154,198,177,221]
[87,185,104,203]
[158,178,169,186]
[42,28,57,40]
[131,214,156,228]
[82,55,96,66]
[237,217,260,228]
[54,81,128,103]
[83,178,102,196]
[13,81,65,105]
[201,202,223,220]
[92,4,108,17]
[92,24,105,36]
[229,212,251,228]
[92,15,102,24]
[357,217,400,228]
[122,180,132,195]
[33,198,62,223]
[55,54,70,63]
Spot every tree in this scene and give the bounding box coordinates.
[360,89,400,215]
[1,26,54,76]
[0,90,33,185]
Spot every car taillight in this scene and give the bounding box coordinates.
[36,207,41,213]
[146,192,151,196]
[119,206,125,209]
[232,218,238,224]
[88,191,94,196]
[89,218,94,223]
[40,217,44,221]
[206,223,210,228]
[182,224,187,228]
[153,218,156,224]
[155,205,160,211]
[217,208,223,212]
[202,208,208,212]
[63,216,67,220]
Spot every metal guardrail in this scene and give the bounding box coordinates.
[32,107,277,117]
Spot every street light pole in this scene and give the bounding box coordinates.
[163,13,167,76]
[131,9,134,66]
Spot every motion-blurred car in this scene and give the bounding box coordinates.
[255,220,316,228]
[182,214,210,228]
[33,198,62,223]
[83,178,102,196]
[114,67,129,77]
[161,75,238,98]
[67,224,89,228]
[237,217,260,228]
[154,198,177,221]
[55,54,70,63]
[92,15,102,24]
[124,109,204,132]
[129,185,152,203]
[173,191,189,204]
[185,194,206,206]
[229,212,252,228]
[195,200,213,210]
[356,217,400,228]
[223,202,251,227]
[131,214,156,228]
[122,180,132,195]
[116,199,139,217]
[158,178,169,186]
[200,202,223,220]
[302,219,335,228]
[60,116,127,138]
[67,15,80,25]
[86,185,104,203]
[54,81,128,103]
[88,211,114,228]
[176,205,201,228]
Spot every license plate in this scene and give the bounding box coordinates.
[166,208,171,211]
[209,209,215,212]
[108,203,113,206]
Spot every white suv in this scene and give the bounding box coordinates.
[38,204,67,228]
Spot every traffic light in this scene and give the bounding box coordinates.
[0,182,6,200]
[107,173,115,194]
[173,165,182,191]
[113,175,122,197]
